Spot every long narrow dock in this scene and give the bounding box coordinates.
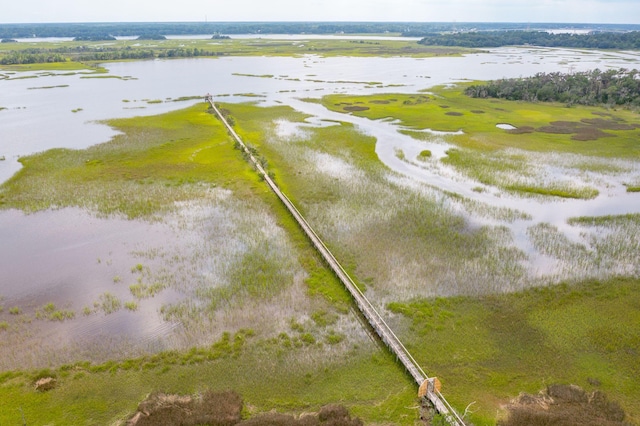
[207,97,465,425]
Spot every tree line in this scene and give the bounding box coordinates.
[0,46,230,64]
[418,30,640,49]
[465,69,640,107]
[3,22,638,39]
[0,50,66,65]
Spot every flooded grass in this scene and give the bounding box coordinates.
[225,102,531,301]
[442,147,599,199]
[527,215,640,279]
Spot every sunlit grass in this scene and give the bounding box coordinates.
[0,104,258,218]
[321,88,640,158]
[387,277,640,425]
[0,335,416,425]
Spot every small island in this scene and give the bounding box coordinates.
[73,35,116,41]
[136,34,167,40]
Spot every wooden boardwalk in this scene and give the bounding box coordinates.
[207,97,465,426]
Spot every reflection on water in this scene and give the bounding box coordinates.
[0,208,183,369]
[1,46,639,368]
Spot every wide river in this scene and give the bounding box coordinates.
[1,44,639,368]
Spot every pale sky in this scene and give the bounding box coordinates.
[2,0,639,24]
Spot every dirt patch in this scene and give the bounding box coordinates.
[535,119,635,140]
[445,111,464,116]
[550,121,584,129]
[128,390,243,426]
[34,377,56,392]
[128,391,362,426]
[537,124,583,134]
[571,128,615,141]
[507,126,535,134]
[580,118,636,131]
[499,384,628,426]
[439,105,450,108]
[471,110,485,114]
[369,100,391,104]
[241,405,362,426]
[343,106,370,112]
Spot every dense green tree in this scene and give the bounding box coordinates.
[418,30,640,49]
[465,69,640,107]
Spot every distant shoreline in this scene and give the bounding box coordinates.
[2,21,640,40]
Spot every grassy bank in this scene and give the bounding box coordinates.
[388,277,640,425]
[0,342,416,425]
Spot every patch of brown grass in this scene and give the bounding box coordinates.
[127,391,362,426]
[506,126,535,134]
[580,118,636,131]
[499,384,629,426]
[128,390,243,426]
[536,125,576,134]
[343,106,370,112]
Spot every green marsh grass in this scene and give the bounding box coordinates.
[321,89,640,200]
[35,303,75,321]
[387,277,640,425]
[124,301,138,311]
[98,292,121,314]
[0,337,417,425]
